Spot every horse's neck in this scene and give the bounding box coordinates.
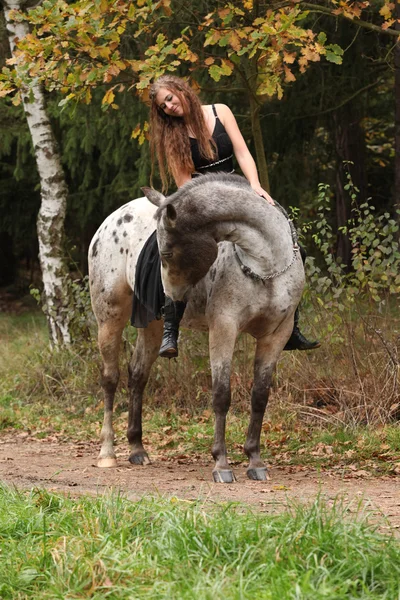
[173,183,294,274]
[214,221,271,258]
[203,196,293,275]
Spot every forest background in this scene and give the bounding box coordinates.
[0,0,399,426]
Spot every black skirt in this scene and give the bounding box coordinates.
[131,230,165,328]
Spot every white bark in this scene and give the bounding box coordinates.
[3,0,72,346]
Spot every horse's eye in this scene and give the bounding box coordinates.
[161,251,173,259]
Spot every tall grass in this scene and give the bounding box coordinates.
[0,486,399,599]
[0,307,399,433]
[292,176,400,425]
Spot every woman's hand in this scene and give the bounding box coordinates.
[251,184,275,206]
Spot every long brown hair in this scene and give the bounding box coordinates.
[149,75,216,191]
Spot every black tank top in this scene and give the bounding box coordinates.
[189,105,234,174]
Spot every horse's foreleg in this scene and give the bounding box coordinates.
[127,319,163,465]
[97,317,127,468]
[244,336,279,481]
[209,320,238,483]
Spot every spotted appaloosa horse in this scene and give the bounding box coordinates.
[88,173,304,483]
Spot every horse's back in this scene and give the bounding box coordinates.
[88,197,157,324]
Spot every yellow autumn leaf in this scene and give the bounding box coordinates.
[131,124,141,139]
[158,0,172,16]
[229,31,242,52]
[284,66,296,82]
[98,47,111,59]
[218,8,230,19]
[102,89,115,105]
[127,4,136,19]
[107,64,121,77]
[0,87,15,97]
[204,29,222,47]
[283,51,296,64]
[301,46,320,62]
[221,58,233,76]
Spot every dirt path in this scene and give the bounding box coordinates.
[1,434,399,532]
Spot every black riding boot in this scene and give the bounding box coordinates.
[159,297,187,359]
[284,308,320,351]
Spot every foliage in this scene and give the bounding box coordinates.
[1,0,398,108]
[31,274,95,342]
[0,86,150,272]
[1,0,398,278]
[304,169,400,310]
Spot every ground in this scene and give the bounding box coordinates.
[1,433,399,533]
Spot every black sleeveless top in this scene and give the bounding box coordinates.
[189,105,234,174]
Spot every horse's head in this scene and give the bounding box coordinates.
[142,187,218,301]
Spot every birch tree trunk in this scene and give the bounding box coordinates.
[395,0,400,220]
[3,0,72,346]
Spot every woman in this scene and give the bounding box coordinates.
[132,75,319,357]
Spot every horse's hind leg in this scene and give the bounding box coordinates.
[127,319,163,465]
[97,310,130,468]
[244,336,280,481]
[209,319,238,483]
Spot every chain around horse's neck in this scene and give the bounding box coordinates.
[233,204,300,283]
[233,243,300,283]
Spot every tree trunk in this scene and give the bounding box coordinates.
[240,57,271,193]
[395,0,400,216]
[332,102,368,268]
[249,93,270,193]
[3,0,72,346]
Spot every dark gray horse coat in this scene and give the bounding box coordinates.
[89,174,304,482]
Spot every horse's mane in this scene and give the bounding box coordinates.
[155,173,251,220]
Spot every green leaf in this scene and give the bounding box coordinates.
[327,44,344,56]
[325,51,343,65]
[208,64,222,82]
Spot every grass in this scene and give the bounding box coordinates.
[0,485,399,599]
[0,312,399,473]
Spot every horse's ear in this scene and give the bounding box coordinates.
[164,203,177,228]
[141,187,165,207]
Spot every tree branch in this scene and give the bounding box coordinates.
[300,2,400,38]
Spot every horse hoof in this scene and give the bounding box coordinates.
[247,467,269,481]
[213,469,236,484]
[128,453,151,466]
[97,457,117,468]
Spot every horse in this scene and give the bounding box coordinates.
[88,173,304,483]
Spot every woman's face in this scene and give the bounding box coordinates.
[155,87,184,117]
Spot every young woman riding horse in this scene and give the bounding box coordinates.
[132,75,319,357]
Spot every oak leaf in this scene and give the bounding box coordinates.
[284,66,296,82]
[283,51,296,64]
